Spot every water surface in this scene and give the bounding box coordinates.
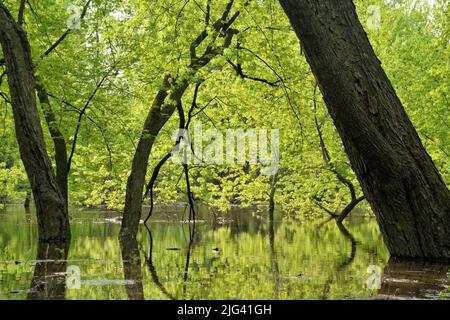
[0,205,448,300]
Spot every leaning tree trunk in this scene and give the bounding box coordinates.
[120,0,241,240]
[120,80,172,240]
[279,0,450,258]
[0,3,70,242]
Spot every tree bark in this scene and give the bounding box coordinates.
[36,79,69,208]
[24,190,31,209]
[0,3,70,241]
[279,0,450,258]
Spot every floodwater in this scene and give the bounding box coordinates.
[0,205,448,300]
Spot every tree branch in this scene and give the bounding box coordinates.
[336,196,365,224]
[18,0,26,26]
[47,92,113,171]
[205,0,211,25]
[226,58,280,87]
[67,66,114,171]
[313,84,365,221]
[40,0,92,58]
[143,83,204,224]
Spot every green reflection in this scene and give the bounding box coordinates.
[0,206,447,300]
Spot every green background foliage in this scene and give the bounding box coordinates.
[0,0,448,218]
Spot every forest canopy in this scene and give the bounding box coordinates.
[0,0,448,219]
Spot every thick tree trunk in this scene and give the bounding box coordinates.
[279,0,450,258]
[0,3,70,241]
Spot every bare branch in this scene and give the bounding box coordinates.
[41,0,92,58]
[143,83,204,224]
[312,84,365,222]
[205,0,211,25]
[336,196,365,224]
[48,92,114,170]
[18,0,26,26]
[226,58,280,87]
[0,92,11,104]
[190,0,236,62]
[67,66,114,171]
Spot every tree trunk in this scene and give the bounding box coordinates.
[24,191,31,209]
[36,79,69,208]
[120,1,240,240]
[0,3,70,242]
[279,0,450,258]
[120,78,173,240]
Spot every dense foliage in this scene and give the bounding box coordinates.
[0,0,448,218]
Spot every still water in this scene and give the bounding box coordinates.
[0,205,448,300]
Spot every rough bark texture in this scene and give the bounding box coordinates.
[279,0,450,258]
[36,79,69,208]
[0,3,70,241]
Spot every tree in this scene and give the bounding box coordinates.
[0,2,70,241]
[33,0,92,209]
[279,0,450,258]
[120,0,244,240]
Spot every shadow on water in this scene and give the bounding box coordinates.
[27,241,69,300]
[378,258,450,300]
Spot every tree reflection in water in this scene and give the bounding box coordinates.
[268,206,281,298]
[8,207,447,300]
[143,225,176,300]
[320,222,358,299]
[120,237,144,300]
[28,241,69,300]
